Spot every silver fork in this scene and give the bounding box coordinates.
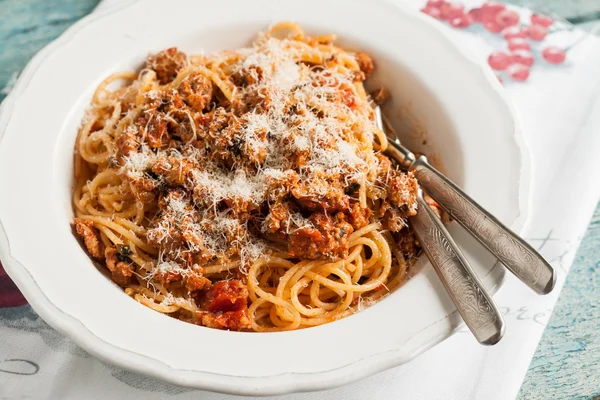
[375,107,505,345]
[375,107,556,295]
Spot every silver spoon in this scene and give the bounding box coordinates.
[375,107,556,295]
[375,108,505,345]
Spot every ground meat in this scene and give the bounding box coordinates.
[291,172,350,213]
[236,113,269,167]
[178,72,214,112]
[288,212,354,260]
[339,87,357,109]
[198,309,251,331]
[147,220,185,256]
[115,127,140,159]
[105,247,134,287]
[376,153,392,178]
[146,47,188,84]
[241,139,268,168]
[205,109,239,166]
[73,218,104,259]
[166,110,197,143]
[263,201,293,233]
[264,170,299,203]
[126,174,158,202]
[396,229,419,258]
[348,202,372,230]
[370,87,389,105]
[151,156,197,187]
[182,270,211,292]
[192,181,260,218]
[148,191,201,256]
[355,52,375,79]
[388,170,418,216]
[136,112,168,149]
[231,65,264,88]
[295,196,350,213]
[353,70,366,82]
[384,208,408,232]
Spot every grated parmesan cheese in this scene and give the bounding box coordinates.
[118,34,388,276]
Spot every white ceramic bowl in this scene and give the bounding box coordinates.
[0,0,529,395]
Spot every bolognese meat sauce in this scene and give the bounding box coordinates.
[74,31,419,331]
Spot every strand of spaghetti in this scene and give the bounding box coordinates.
[99,231,112,248]
[96,225,123,245]
[128,285,199,313]
[291,278,332,317]
[349,222,381,241]
[113,216,146,235]
[81,215,157,254]
[85,170,122,195]
[84,203,139,219]
[309,282,338,310]
[352,251,364,283]
[77,116,105,164]
[249,298,300,331]
[247,257,296,303]
[298,281,355,324]
[267,21,305,40]
[273,261,319,321]
[203,261,239,275]
[286,260,344,298]
[185,66,235,101]
[351,237,381,269]
[374,127,389,151]
[134,293,180,314]
[299,294,355,325]
[304,253,391,293]
[92,72,137,105]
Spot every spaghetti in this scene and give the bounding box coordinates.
[73,22,421,331]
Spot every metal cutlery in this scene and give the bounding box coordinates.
[374,107,505,344]
[410,188,505,344]
[375,107,556,295]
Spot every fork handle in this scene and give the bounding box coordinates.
[410,191,505,345]
[411,156,556,295]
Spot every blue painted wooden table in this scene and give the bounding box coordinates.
[1,0,599,398]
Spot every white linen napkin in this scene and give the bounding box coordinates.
[2,1,600,399]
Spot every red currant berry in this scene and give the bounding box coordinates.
[440,3,465,21]
[481,1,506,14]
[527,24,548,41]
[496,10,520,27]
[468,7,484,23]
[502,26,527,40]
[531,13,553,27]
[510,50,534,67]
[506,63,530,81]
[484,21,503,33]
[542,47,566,64]
[488,51,511,71]
[450,14,472,29]
[421,7,442,19]
[497,74,503,84]
[507,38,531,51]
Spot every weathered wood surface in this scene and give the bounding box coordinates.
[0,0,599,398]
[518,208,600,399]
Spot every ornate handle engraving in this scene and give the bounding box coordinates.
[410,192,504,345]
[412,157,556,295]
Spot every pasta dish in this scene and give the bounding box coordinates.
[73,22,421,331]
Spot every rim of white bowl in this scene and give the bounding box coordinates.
[0,0,531,395]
